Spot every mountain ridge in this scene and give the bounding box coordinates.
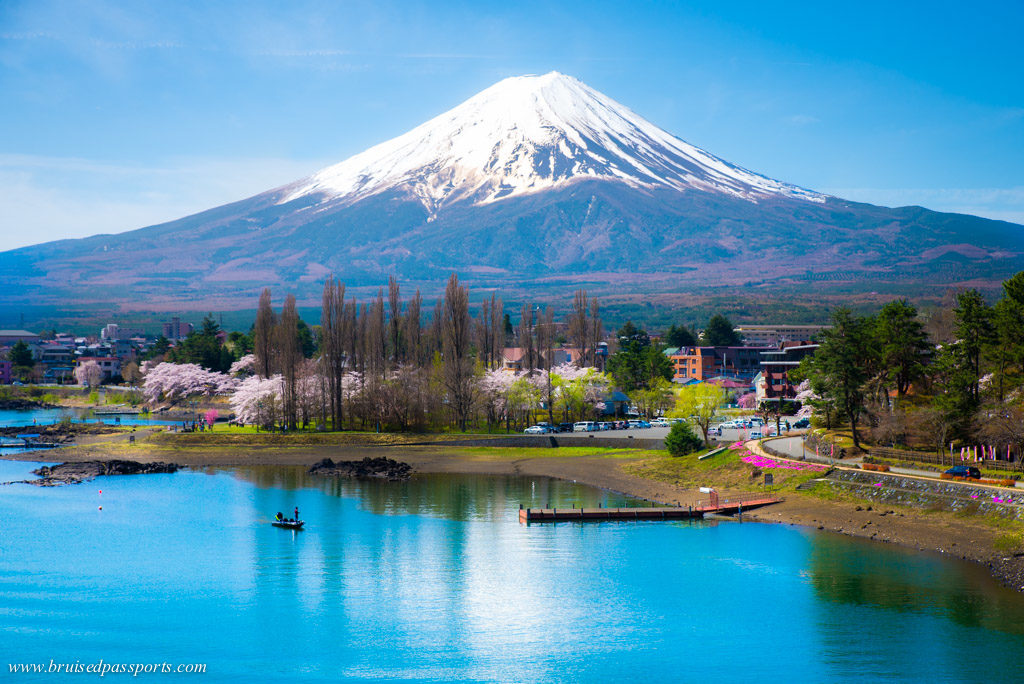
[0,72,1021,312]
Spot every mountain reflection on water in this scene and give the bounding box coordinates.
[220,466,648,521]
[4,463,1024,680]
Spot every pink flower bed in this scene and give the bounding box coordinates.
[739,452,826,472]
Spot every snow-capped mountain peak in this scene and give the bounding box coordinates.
[281,71,824,211]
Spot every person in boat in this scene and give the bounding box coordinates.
[294,506,300,521]
[275,512,283,522]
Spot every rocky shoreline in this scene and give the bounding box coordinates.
[308,456,413,481]
[2,460,180,486]
[0,422,121,444]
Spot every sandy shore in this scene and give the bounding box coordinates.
[6,438,1023,590]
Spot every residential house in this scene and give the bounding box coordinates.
[502,346,585,372]
[0,360,11,384]
[734,325,828,347]
[602,390,631,417]
[0,329,40,346]
[35,341,76,383]
[162,317,193,341]
[668,346,772,383]
[756,341,819,402]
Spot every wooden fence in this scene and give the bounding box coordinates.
[868,446,1019,472]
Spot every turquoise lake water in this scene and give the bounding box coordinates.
[0,408,174,456]
[0,407,174,429]
[2,459,1024,682]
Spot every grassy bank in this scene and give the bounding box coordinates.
[624,443,825,494]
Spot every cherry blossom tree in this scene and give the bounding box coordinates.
[75,361,102,388]
[229,354,256,377]
[142,362,237,405]
[229,375,284,427]
[793,379,816,419]
[547,364,610,423]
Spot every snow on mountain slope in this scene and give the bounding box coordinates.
[282,72,825,213]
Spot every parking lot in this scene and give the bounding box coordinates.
[521,422,802,444]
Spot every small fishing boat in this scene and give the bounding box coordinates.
[271,519,305,530]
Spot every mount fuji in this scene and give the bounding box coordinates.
[1,72,1021,312]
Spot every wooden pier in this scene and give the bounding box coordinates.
[518,496,781,523]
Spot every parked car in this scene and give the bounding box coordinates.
[573,421,597,432]
[651,418,669,427]
[944,465,982,479]
[629,420,652,429]
[524,425,550,434]
[793,418,810,429]
[557,422,574,433]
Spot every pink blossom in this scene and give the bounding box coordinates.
[229,375,284,424]
[142,362,238,404]
[229,354,255,376]
[75,360,102,388]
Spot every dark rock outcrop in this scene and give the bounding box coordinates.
[22,460,180,486]
[0,398,56,410]
[308,457,412,481]
[0,422,121,443]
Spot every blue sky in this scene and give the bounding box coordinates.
[1,0,1022,249]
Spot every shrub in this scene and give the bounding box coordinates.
[861,463,890,472]
[665,421,703,457]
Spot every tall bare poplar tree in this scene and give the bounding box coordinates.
[368,289,386,378]
[275,294,301,429]
[430,297,444,361]
[388,276,403,366]
[320,277,346,428]
[405,289,423,367]
[253,288,276,378]
[517,303,536,374]
[356,303,369,377]
[490,294,504,369]
[441,274,474,431]
[588,297,604,368]
[477,298,492,369]
[537,306,555,423]
[568,289,589,366]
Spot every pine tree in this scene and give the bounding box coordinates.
[701,314,740,346]
[875,299,931,397]
[810,308,873,448]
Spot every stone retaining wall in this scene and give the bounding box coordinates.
[823,469,1024,520]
